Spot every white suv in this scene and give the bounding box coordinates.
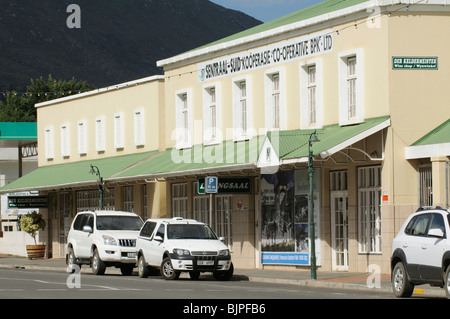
[66,210,143,275]
[391,207,450,298]
[136,217,233,280]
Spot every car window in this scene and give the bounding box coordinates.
[155,224,165,239]
[73,214,85,231]
[85,214,94,229]
[167,224,217,240]
[405,213,431,237]
[96,215,143,231]
[139,221,157,238]
[428,213,446,237]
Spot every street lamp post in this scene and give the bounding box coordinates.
[89,164,103,210]
[308,130,320,280]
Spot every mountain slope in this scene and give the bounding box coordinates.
[0,0,261,92]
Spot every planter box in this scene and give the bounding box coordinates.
[26,245,46,259]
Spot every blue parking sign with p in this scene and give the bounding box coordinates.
[205,176,218,194]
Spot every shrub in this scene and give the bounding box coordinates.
[20,211,46,245]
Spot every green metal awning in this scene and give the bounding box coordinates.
[110,138,265,182]
[405,118,450,159]
[0,151,158,194]
[0,116,391,194]
[258,116,391,168]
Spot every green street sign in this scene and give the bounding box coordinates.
[197,179,205,195]
[392,57,438,70]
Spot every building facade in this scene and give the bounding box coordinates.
[2,0,450,273]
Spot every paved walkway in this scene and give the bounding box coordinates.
[0,255,445,298]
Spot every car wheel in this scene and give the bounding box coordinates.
[213,262,234,281]
[92,248,106,275]
[392,261,413,297]
[138,255,149,278]
[444,267,450,299]
[161,257,180,280]
[66,247,80,273]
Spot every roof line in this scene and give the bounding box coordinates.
[35,75,164,108]
[157,0,393,68]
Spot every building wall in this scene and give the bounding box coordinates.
[37,77,165,166]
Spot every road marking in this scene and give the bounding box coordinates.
[414,288,424,294]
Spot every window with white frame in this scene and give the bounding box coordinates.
[272,74,280,129]
[358,166,382,254]
[239,81,247,134]
[347,57,357,120]
[44,126,54,159]
[175,90,192,149]
[233,76,252,141]
[95,116,105,152]
[338,50,364,126]
[77,119,87,155]
[300,59,323,129]
[114,112,124,149]
[203,85,221,145]
[172,183,188,218]
[265,69,285,131]
[308,66,317,126]
[60,123,70,157]
[134,108,145,147]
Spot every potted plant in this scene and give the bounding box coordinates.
[20,211,47,259]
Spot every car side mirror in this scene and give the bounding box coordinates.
[83,225,93,233]
[428,228,444,238]
[219,237,225,242]
[154,235,164,242]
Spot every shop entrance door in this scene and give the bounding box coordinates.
[215,195,233,249]
[331,192,349,271]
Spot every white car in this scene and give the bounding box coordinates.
[391,207,450,298]
[136,217,233,280]
[66,210,143,275]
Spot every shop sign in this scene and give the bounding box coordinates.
[197,177,251,194]
[8,196,48,208]
[198,29,333,82]
[392,56,438,70]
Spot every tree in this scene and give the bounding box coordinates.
[0,75,95,122]
[20,211,47,245]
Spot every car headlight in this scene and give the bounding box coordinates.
[173,248,190,256]
[102,235,117,246]
[218,249,230,256]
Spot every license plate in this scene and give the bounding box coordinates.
[197,260,214,266]
[127,252,136,258]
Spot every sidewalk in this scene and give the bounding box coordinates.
[0,255,445,298]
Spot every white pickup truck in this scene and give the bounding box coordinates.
[66,210,143,275]
[136,217,233,280]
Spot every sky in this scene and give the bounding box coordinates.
[210,0,325,22]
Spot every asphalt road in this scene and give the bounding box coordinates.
[0,268,393,300]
